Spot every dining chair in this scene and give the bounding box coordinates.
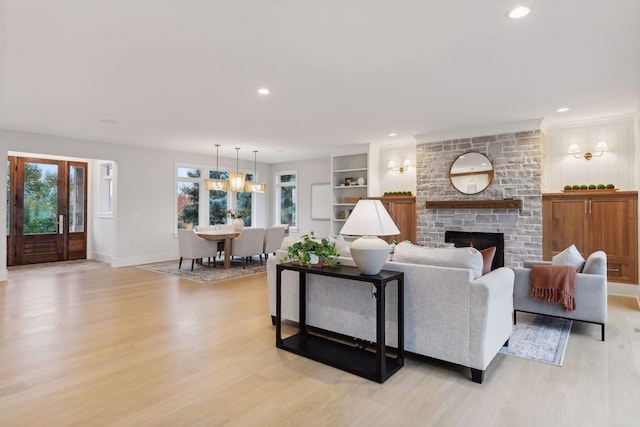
[230,227,266,268]
[263,226,286,261]
[177,229,218,271]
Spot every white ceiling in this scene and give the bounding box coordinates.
[1,1,639,163]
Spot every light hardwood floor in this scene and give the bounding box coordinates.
[1,265,639,426]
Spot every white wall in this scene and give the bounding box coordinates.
[271,157,331,238]
[0,129,272,278]
[377,141,417,195]
[542,115,636,192]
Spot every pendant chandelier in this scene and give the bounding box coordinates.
[245,150,267,193]
[204,144,229,191]
[229,147,246,192]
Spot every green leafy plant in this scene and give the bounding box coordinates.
[606,184,615,189]
[597,184,606,189]
[225,208,248,219]
[572,185,580,190]
[564,185,572,190]
[588,184,596,190]
[280,231,340,268]
[579,185,588,190]
[383,191,412,196]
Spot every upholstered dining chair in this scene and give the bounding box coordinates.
[263,226,286,261]
[230,227,266,268]
[177,229,218,271]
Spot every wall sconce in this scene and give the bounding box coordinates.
[388,159,412,173]
[568,141,609,160]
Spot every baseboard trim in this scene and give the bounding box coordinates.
[608,281,639,298]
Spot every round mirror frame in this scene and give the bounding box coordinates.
[449,152,494,195]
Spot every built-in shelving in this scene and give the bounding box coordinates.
[331,152,368,237]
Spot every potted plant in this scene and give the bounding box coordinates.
[225,208,248,231]
[280,231,340,268]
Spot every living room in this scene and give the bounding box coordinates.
[1,1,640,425]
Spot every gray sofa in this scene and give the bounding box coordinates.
[267,242,515,383]
[511,251,607,340]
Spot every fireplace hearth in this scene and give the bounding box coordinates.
[445,231,505,270]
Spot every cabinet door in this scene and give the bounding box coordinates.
[389,200,416,243]
[543,198,588,259]
[589,197,638,283]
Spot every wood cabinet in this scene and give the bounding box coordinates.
[367,196,417,244]
[542,191,638,284]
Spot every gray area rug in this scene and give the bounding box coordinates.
[137,257,267,284]
[499,313,572,366]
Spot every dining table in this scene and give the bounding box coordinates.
[195,230,240,269]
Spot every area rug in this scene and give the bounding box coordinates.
[137,258,267,284]
[499,313,573,366]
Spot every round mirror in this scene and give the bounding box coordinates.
[449,152,494,194]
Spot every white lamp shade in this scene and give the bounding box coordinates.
[340,200,400,237]
[595,141,609,152]
[568,144,580,154]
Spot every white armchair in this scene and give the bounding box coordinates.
[177,229,218,271]
[263,226,286,261]
[230,228,266,268]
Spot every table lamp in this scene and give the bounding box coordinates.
[339,199,400,275]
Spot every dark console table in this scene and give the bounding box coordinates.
[275,262,404,383]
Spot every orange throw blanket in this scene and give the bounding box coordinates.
[530,265,577,311]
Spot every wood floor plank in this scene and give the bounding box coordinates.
[1,266,639,426]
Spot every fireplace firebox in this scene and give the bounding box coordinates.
[445,231,505,270]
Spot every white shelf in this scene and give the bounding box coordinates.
[331,151,368,237]
[334,167,368,173]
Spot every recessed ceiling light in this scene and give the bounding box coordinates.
[508,6,530,19]
[388,133,397,137]
[557,107,570,113]
[257,88,270,95]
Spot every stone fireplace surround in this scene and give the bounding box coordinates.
[416,130,543,268]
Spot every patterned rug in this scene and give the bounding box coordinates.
[137,257,267,284]
[499,313,573,366]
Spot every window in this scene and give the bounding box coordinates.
[236,173,253,226]
[177,167,201,229]
[208,169,228,225]
[176,165,256,232]
[97,162,114,218]
[276,171,297,230]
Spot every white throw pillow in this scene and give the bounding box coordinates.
[392,241,484,279]
[551,244,585,271]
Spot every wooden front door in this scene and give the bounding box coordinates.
[7,157,88,266]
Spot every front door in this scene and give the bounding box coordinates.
[7,157,88,265]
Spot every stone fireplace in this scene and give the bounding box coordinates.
[416,130,543,267]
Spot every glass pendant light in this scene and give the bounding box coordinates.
[245,150,267,193]
[228,147,246,192]
[205,144,229,191]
